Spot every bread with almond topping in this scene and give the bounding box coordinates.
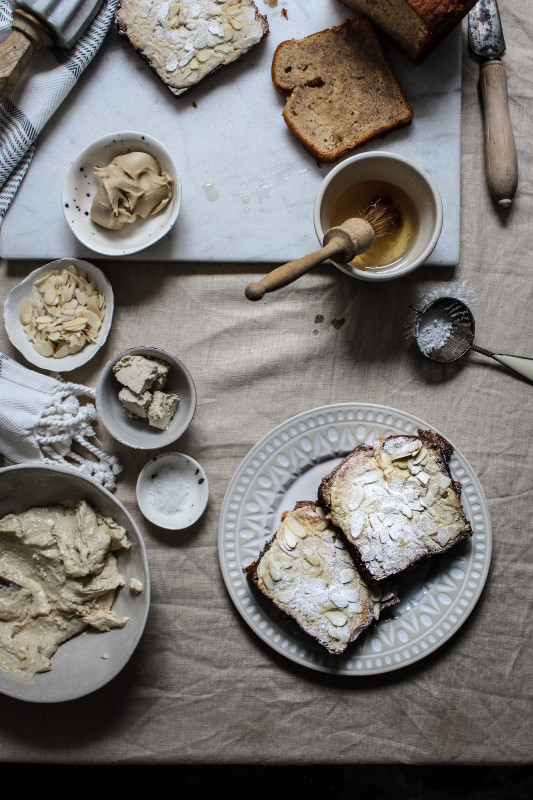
[115,0,269,96]
[244,501,397,654]
[318,430,473,582]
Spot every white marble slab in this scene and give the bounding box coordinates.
[0,1,462,264]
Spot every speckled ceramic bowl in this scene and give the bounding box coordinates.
[136,452,209,530]
[313,151,443,282]
[0,464,150,703]
[95,346,197,450]
[62,131,181,256]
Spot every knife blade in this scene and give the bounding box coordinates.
[468,0,518,208]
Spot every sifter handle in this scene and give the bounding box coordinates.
[0,10,53,103]
[490,353,533,383]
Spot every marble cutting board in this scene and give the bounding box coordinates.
[0,1,462,264]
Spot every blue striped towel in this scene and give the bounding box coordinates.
[0,0,117,224]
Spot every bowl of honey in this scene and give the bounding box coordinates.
[313,151,443,281]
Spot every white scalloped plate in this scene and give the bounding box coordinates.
[218,404,491,675]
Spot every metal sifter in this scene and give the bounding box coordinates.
[413,297,533,383]
[0,0,103,101]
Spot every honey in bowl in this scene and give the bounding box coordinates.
[328,180,418,270]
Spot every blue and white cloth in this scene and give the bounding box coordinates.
[0,0,116,223]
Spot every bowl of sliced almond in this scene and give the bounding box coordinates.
[4,258,114,372]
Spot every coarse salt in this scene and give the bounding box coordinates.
[148,465,189,514]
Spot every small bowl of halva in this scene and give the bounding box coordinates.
[96,346,196,450]
[62,131,181,256]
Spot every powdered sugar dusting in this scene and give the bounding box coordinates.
[404,280,477,343]
[416,308,454,356]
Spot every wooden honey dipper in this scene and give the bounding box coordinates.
[245,196,403,301]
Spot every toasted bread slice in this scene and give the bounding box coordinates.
[271,15,413,162]
[244,501,397,655]
[318,430,473,582]
[115,0,269,96]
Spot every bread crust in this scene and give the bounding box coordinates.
[271,16,413,162]
[339,0,478,62]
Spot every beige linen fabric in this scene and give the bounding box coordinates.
[0,4,532,764]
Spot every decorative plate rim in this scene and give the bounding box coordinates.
[218,403,491,676]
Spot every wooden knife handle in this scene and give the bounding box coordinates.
[479,59,518,208]
[0,10,53,103]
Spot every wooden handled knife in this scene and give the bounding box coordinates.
[468,0,518,208]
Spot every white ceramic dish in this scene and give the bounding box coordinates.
[219,403,491,676]
[0,464,150,703]
[96,346,197,450]
[136,452,209,530]
[314,151,443,282]
[62,131,181,256]
[3,258,114,373]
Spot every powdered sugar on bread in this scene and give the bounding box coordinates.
[318,431,472,581]
[244,502,397,654]
[115,0,269,96]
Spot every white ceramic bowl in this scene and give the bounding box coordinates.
[136,452,209,530]
[96,346,197,450]
[62,131,181,256]
[3,258,114,372]
[313,151,443,282]
[0,464,150,703]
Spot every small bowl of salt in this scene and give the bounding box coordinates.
[136,452,208,530]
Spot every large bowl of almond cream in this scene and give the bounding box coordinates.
[0,464,150,703]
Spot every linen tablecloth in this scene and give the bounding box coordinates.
[0,2,531,765]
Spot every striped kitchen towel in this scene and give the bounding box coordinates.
[0,0,117,224]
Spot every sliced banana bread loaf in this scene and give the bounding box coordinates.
[340,0,477,62]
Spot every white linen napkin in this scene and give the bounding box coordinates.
[0,0,117,223]
[0,352,122,490]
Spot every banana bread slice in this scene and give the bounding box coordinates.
[271,15,413,162]
[318,430,473,582]
[244,501,397,655]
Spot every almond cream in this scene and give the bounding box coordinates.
[90,151,174,230]
[0,500,130,680]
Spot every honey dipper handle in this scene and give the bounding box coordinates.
[479,60,518,208]
[245,220,375,301]
[245,232,352,301]
[0,10,53,103]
